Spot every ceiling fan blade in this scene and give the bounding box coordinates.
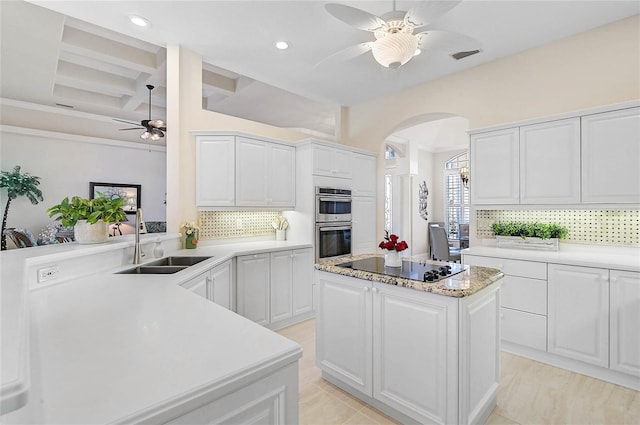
[404,0,462,28]
[315,42,373,68]
[416,30,480,55]
[325,3,385,32]
[113,118,142,126]
[119,128,144,131]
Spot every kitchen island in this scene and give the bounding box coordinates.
[1,235,306,424]
[315,254,504,425]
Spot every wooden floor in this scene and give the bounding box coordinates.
[278,319,640,425]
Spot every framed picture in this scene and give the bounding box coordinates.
[90,182,141,214]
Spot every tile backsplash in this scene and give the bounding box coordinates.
[199,211,282,239]
[477,209,640,246]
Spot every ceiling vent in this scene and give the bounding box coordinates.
[451,50,481,60]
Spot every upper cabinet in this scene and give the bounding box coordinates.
[196,135,236,206]
[195,134,295,208]
[519,118,581,204]
[312,144,352,179]
[235,137,295,207]
[470,128,519,205]
[351,153,377,197]
[470,103,640,206]
[581,107,640,204]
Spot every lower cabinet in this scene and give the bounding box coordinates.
[238,248,313,329]
[548,263,609,367]
[609,270,640,378]
[316,271,500,425]
[184,259,234,311]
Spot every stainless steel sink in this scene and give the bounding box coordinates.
[117,265,188,274]
[144,256,213,267]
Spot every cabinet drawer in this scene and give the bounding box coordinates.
[502,275,547,315]
[464,255,547,280]
[501,307,547,351]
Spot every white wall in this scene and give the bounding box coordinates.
[0,129,166,242]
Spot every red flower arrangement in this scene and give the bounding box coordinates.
[378,231,408,252]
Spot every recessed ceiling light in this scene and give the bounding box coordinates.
[414,48,422,57]
[129,15,150,27]
[274,41,289,50]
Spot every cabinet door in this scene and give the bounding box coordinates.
[372,283,458,424]
[582,107,640,203]
[195,136,235,206]
[235,137,269,206]
[316,272,372,396]
[352,153,377,197]
[236,253,270,325]
[352,197,377,255]
[268,143,296,207]
[292,248,313,315]
[312,145,351,178]
[187,271,209,299]
[209,259,234,311]
[548,264,609,367]
[270,250,293,323]
[470,128,519,204]
[610,270,640,377]
[520,118,581,204]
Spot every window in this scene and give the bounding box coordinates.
[444,152,469,238]
[384,174,392,232]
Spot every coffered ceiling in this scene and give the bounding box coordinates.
[1,1,638,147]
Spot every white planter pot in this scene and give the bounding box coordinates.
[74,220,109,244]
[495,235,559,251]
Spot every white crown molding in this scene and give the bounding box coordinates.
[0,125,167,152]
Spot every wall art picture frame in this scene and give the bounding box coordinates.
[90,182,141,214]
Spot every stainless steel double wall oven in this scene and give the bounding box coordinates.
[315,187,352,261]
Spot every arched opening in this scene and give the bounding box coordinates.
[381,114,470,256]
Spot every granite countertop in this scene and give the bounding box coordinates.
[315,254,503,298]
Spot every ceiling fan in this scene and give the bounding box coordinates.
[114,84,166,141]
[321,0,481,69]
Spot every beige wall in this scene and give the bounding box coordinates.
[350,15,639,243]
[165,46,328,232]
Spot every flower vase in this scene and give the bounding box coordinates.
[384,250,402,268]
[185,233,198,249]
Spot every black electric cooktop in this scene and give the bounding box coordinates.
[335,257,466,283]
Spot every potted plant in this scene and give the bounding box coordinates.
[0,166,43,250]
[491,221,568,251]
[378,230,409,267]
[47,195,126,244]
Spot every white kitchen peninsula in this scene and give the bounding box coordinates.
[315,254,504,425]
[1,236,309,424]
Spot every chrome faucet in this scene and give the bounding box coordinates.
[133,208,145,264]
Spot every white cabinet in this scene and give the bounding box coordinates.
[352,197,377,255]
[519,118,581,204]
[236,253,270,326]
[610,270,640,377]
[195,135,235,206]
[183,259,234,311]
[470,128,519,204]
[352,153,377,197]
[581,107,640,203]
[238,248,313,328]
[548,263,609,367]
[235,136,295,207]
[316,272,373,395]
[312,144,352,179]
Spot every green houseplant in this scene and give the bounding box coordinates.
[0,166,44,250]
[47,195,126,244]
[491,221,568,251]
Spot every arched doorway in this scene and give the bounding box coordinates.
[381,114,470,255]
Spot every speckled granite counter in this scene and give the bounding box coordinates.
[315,254,503,297]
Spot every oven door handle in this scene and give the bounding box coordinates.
[319,226,352,231]
[318,197,351,202]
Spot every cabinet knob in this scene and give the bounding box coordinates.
[363,286,369,292]
[601,275,609,281]
[372,287,378,293]
[610,276,617,282]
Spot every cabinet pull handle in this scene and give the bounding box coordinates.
[610,276,617,282]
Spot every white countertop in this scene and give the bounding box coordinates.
[462,243,640,272]
[1,236,310,423]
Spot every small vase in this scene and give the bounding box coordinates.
[185,234,197,249]
[384,250,402,268]
[153,240,164,258]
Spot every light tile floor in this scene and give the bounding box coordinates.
[278,319,640,425]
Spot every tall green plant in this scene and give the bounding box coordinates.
[0,166,43,250]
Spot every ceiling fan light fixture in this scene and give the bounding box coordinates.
[140,131,151,140]
[150,133,161,141]
[371,32,419,69]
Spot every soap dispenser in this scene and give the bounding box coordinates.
[153,239,164,258]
